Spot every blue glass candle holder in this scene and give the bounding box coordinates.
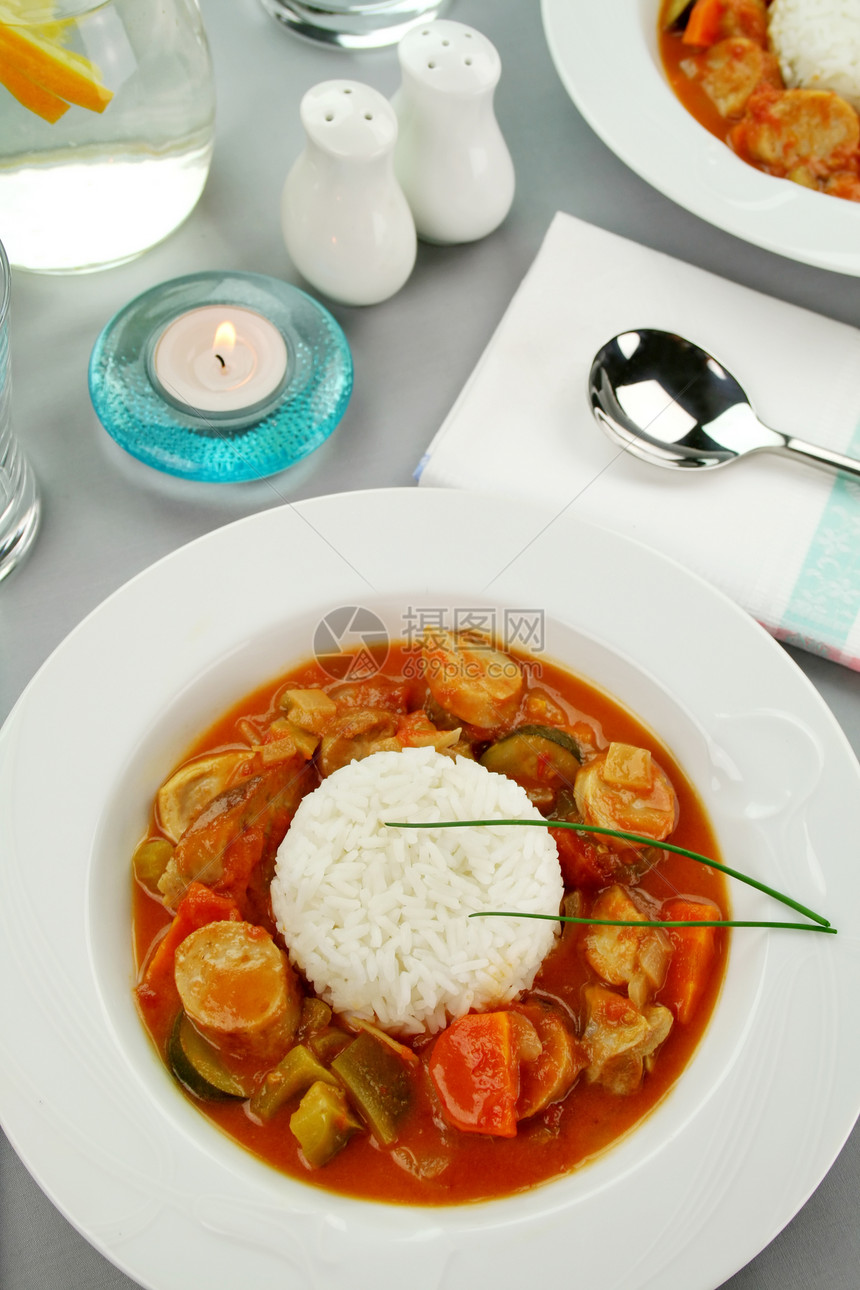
[88,272,353,483]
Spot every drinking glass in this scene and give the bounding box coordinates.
[258,0,451,50]
[0,238,40,583]
[0,0,215,274]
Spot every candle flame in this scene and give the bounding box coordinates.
[213,320,237,354]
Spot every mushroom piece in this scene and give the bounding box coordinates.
[584,885,671,1009]
[156,750,256,843]
[581,985,674,1095]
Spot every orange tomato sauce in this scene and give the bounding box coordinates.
[133,644,728,1205]
[660,23,736,143]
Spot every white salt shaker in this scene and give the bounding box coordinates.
[281,81,417,306]
[392,20,515,244]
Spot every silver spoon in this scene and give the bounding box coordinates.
[588,329,860,480]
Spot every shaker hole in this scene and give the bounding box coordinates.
[325,113,334,121]
[343,87,352,94]
[464,57,472,65]
[364,112,373,120]
[442,39,449,45]
[427,60,436,68]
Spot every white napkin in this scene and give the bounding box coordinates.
[418,213,860,671]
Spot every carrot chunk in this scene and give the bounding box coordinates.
[660,898,720,1023]
[682,0,767,47]
[429,1012,520,1137]
[683,0,727,46]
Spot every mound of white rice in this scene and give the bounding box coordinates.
[769,0,860,111]
[271,746,563,1035]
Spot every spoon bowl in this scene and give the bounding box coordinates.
[588,329,860,480]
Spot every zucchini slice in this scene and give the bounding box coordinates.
[479,724,583,792]
[168,1012,253,1102]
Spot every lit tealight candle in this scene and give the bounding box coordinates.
[150,305,288,418]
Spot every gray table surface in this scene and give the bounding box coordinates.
[2,1,859,1286]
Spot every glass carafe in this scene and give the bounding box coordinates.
[0,0,215,273]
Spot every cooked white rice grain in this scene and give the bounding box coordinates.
[769,0,860,110]
[271,746,563,1035]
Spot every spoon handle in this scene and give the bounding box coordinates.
[779,436,860,482]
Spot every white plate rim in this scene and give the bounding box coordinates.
[1,486,859,1290]
[541,0,860,276]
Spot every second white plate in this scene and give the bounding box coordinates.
[541,0,860,275]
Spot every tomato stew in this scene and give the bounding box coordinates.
[133,636,728,1205]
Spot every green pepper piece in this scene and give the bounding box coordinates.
[290,1081,363,1168]
[309,1027,353,1064]
[298,996,332,1039]
[662,0,692,29]
[331,1030,413,1146]
[249,1044,337,1122]
[132,837,174,894]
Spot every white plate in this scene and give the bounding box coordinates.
[541,0,860,275]
[1,488,859,1290]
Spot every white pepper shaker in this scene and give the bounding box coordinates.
[392,20,515,245]
[281,81,417,306]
